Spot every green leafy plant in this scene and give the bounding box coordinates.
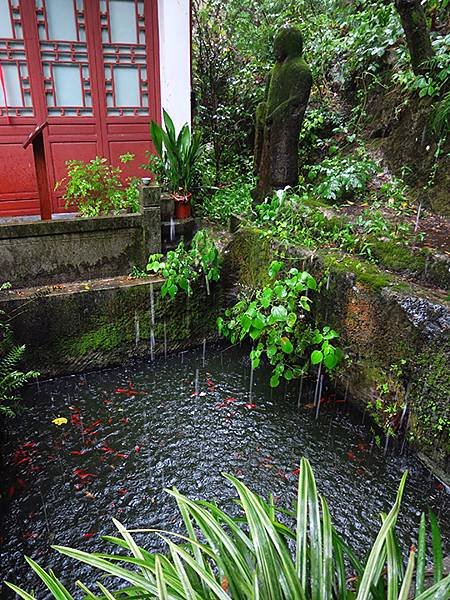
[217,260,343,387]
[149,110,203,195]
[306,153,378,203]
[202,181,253,225]
[7,458,449,599]
[147,230,221,299]
[57,154,140,217]
[0,284,39,417]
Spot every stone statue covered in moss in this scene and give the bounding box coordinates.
[254,27,312,201]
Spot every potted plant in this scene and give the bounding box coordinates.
[150,110,202,220]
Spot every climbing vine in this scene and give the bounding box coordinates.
[217,261,343,387]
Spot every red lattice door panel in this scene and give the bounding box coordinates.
[98,0,160,196]
[0,0,38,215]
[0,0,160,217]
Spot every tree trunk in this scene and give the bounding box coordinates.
[394,0,434,75]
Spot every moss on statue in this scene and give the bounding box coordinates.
[254,27,312,200]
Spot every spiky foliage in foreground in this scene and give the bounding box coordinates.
[6,458,449,599]
[0,287,38,417]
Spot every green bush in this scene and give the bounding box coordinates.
[306,153,378,203]
[57,154,140,217]
[218,260,343,387]
[147,230,221,299]
[202,182,253,225]
[7,458,449,599]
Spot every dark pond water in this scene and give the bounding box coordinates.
[1,345,449,596]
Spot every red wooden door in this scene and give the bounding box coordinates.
[0,0,160,217]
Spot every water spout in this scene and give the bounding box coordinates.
[315,374,324,420]
[399,402,408,431]
[164,321,167,359]
[149,283,155,361]
[313,363,322,407]
[297,372,304,409]
[134,310,140,346]
[249,363,254,402]
[326,273,331,290]
[194,368,199,396]
[414,200,422,233]
[202,338,206,367]
[170,217,175,242]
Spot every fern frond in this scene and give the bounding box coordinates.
[431,91,450,137]
[0,345,26,378]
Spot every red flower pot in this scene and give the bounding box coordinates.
[172,192,192,220]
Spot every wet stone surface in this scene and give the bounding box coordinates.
[1,345,449,596]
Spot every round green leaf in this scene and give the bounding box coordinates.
[311,350,323,365]
[280,337,294,354]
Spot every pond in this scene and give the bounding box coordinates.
[1,344,448,596]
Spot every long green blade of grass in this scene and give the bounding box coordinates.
[166,538,231,600]
[52,546,160,596]
[225,473,306,600]
[320,495,333,599]
[383,512,399,600]
[415,512,427,596]
[429,510,443,583]
[155,555,169,600]
[296,458,309,589]
[303,460,323,600]
[398,548,415,600]
[4,582,37,600]
[355,470,407,600]
[415,574,450,600]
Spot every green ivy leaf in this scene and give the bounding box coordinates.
[280,337,293,354]
[268,260,283,279]
[240,314,252,333]
[287,313,297,327]
[284,369,293,380]
[311,350,323,365]
[267,344,277,358]
[271,305,288,321]
[270,374,280,388]
[324,351,338,369]
[252,315,266,329]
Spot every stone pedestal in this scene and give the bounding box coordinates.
[140,183,162,256]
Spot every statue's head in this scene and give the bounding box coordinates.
[273,27,303,62]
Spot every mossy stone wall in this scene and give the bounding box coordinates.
[225,227,450,481]
[0,276,223,378]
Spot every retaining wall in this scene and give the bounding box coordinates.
[0,185,161,288]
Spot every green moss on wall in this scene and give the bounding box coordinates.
[321,253,393,291]
[227,227,275,290]
[409,347,450,457]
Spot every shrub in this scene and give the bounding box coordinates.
[6,458,449,599]
[147,230,221,299]
[306,153,379,203]
[57,154,140,217]
[202,181,253,225]
[218,260,343,387]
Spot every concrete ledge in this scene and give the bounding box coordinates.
[0,274,223,378]
[0,186,162,288]
[0,213,143,239]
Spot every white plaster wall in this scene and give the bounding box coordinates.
[157,0,191,132]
